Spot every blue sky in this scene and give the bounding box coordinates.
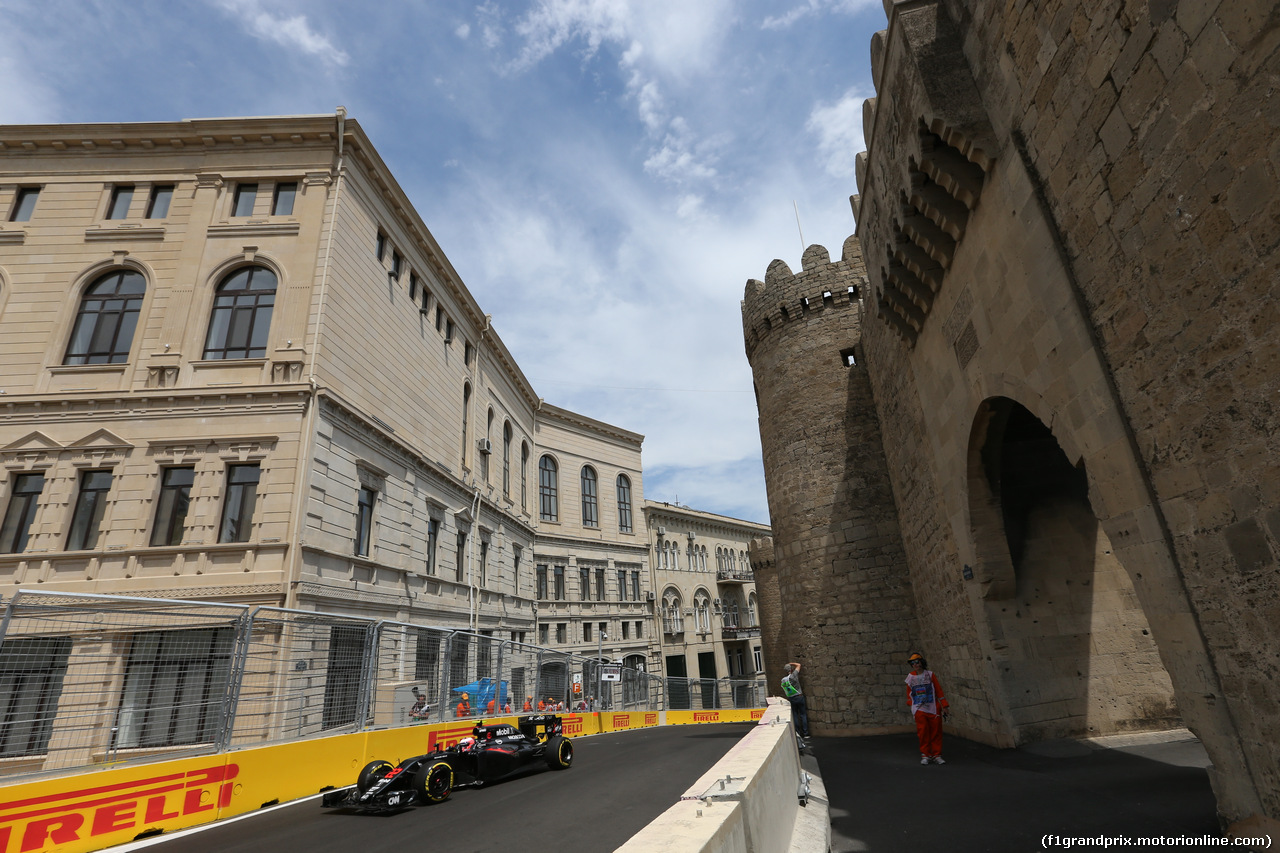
[0,0,885,524]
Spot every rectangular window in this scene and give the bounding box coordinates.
[414,630,440,693]
[579,567,590,601]
[455,532,467,582]
[599,622,608,641]
[0,637,71,757]
[321,625,366,730]
[426,517,439,575]
[536,564,548,600]
[513,545,521,594]
[477,631,493,679]
[622,622,630,640]
[1,473,46,554]
[390,250,402,281]
[449,634,470,692]
[539,624,549,645]
[355,486,376,556]
[753,646,763,673]
[150,466,195,547]
[271,182,296,216]
[554,565,565,601]
[583,622,591,643]
[464,341,473,365]
[376,230,387,261]
[232,183,257,217]
[595,567,605,602]
[409,273,419,301]
[106,185,134,220]
[556,624,566,644]
[617,569,628,602]
[631,571,641,602]
[9,187,39,222]
[146,184,173,219]
[445,318,454,342]
[435,306,444,332]
[218,464,260,543]
[479,540,488,587]
[67,470,112,551]
[117,628,234,747]
[636,620,643,639]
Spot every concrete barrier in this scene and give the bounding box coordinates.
[616,698,829,853]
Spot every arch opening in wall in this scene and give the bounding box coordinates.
[967,397,1181,744]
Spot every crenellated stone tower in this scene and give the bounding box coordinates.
[742,238,918,734]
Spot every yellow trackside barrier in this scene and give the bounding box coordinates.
[559,713,601,738]
[666,709,765,725]
[0,753,238,853]
[217,732,366,821]
[600,711,661,733]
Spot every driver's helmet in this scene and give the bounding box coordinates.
[457,736,477,751]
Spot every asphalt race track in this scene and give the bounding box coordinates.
[124,723,755,853]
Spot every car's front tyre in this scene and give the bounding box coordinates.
[356,759,394,793]
[544,735,573,770]
[415,760,454,803]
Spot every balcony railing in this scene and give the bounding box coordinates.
[715,568,753,583]
[720,624,761,640]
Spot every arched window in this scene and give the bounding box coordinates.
[503,422,513,498]
[65,269,146,364]
[694,591,710,633]
[482,407,493,482]
[538,455,558,522]
[670,541,679,571]
[662,589,683,635]
[700,546,708,570]
[748,594,757,628]
[203,265,276,359]
[461,383,471,467]
[580,466,598,527]
[521,442,529,511]
[616,475,633,533]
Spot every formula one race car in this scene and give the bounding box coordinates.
[321,715,574,812]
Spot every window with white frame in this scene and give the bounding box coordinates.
[117,628,234,747]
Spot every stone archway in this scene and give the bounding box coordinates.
[968,397,1180,742]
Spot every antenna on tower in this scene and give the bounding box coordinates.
[793,201,806,255]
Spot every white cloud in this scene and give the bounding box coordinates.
[0,31,61,123]
[213,0,349,67]
[762,0,881,30]
[456,22,471,39]
[806,88,868,179]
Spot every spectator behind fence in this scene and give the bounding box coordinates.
[456,692,471,718]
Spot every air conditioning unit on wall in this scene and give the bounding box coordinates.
[656,526,666,536]
[646,591,656,601]
[476,438,492,454]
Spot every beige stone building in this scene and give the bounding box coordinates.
[643,500,768,708]
[744,0,1279,833]
[529,404,654,695]
[0,113,649,692]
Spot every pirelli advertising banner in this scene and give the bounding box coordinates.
[666,708,766,726]
[599,712,660,733]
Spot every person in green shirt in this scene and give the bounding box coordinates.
[781,661,810,742]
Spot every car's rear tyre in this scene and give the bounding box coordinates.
[544,735,573,770]
[415,760,454,803]
[356,759,394,793]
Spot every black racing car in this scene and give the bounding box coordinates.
[321,715,574,812]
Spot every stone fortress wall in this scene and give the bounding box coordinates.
[745,0,1278,831]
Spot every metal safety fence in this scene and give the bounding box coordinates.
[0,590,764,780]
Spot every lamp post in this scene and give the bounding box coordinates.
[597,629,607,709]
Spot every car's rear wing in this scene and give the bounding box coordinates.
[517,714,563,742]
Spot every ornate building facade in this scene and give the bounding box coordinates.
[0,113,647,656]
[644,501,768,707]
[744,0,1278,832]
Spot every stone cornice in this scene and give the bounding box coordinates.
[537,402,644,446]
[0,386,310,422]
